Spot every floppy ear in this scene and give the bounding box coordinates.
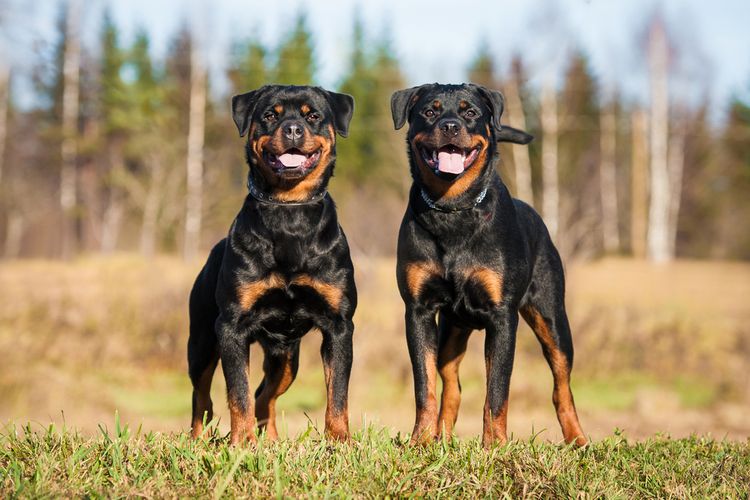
[390,85,424,130]
[231,87,266,137]
[471,84,505,131]
[496,126,534,145]
[471,84,533,145]
[323,90,355,138]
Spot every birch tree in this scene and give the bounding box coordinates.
[630,108,649,258]
[183,32,206,261]
[60,0,81,259]
[646,16,671,263]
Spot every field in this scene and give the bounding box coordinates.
[1,255,749,495]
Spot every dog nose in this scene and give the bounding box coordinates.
[439,119,461,137]
[283,122,304,140]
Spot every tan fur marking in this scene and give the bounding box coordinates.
[255,350,295,441]
[272,130,333,202]
[411,350,439,445]
[191,353,219,438]
[437,327,470,437]
[228,397,256,445]
[521,306,587,446]
[465,266,503,304]
[237,273,285,311]
[273,104,283,114]
[482,396,509,448]
[323,362,349,441]
[410,133,490,200]
[300,103,311,114]
[291,274,343,312]
[405,261,443,299]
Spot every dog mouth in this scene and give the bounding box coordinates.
[419,145,480,177]
[264,148,321,176]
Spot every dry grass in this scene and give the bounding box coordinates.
[0,254,748,443]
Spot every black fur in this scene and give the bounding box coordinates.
[391,83,586,448]
[188,85,356,443]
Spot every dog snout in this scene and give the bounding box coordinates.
[439,119,461,137]
[282,121,304,141]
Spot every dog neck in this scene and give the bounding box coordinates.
[246,173,329,206]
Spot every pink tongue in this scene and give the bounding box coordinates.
[437,151,465,174]
[278,153,307,168]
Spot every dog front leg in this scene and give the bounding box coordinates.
[320,318,354,441]
[482,308,518,448]
[405,305,439,445]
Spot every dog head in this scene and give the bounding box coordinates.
[391,83,532,200]
[232,85,354,201]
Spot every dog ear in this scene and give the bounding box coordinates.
[471,84,505,131]
[231,87,267,137]
[471,84,533,145]
[496,126,534,145]
[390,85,425,130]
[323,90,355,138]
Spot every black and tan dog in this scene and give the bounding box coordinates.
[188,85,356,444]
[391,83,586,448]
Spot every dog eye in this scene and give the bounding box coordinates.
[424,109,435,118]
[465,109,477,118]
[263,111,277,122]
[306,112,320,122]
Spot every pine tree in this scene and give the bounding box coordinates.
[274,12,315,85]
[229,37,268,93]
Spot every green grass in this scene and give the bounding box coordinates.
[2,418,748,498]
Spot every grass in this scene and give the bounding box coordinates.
[1,418,748,498]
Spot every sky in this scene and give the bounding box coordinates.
[2,0,749,122]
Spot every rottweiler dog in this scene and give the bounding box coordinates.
[390,83,586,448]
[188,85,356,444]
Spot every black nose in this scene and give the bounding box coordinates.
[439,119,461,137]
[283,122,304,140]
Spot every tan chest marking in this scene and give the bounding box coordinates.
[237,273,343,312]
[463,266,503,304]
[405,261,444,299]
[290,274,343,312]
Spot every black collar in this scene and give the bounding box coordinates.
[247,176,328,206]
[419,187,488,213]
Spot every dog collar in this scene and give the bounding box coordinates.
[419,187,488,212]
[247,176,328,206]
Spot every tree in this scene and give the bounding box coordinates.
[274,12,315,85]
[59,0,81,259]
[229,37,267,93]
[99,10,129,253]
[558,51,600,258]
[599,90,620,253]
[540,75,559,241]
[646,14,671,263]
[184,30,207,261]
[505,56,534,205]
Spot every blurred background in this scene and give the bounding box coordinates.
[0,0,748,442]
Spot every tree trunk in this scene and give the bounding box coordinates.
[100,150,125,253]
[666,120,686,257]
[505,74,534,205]
[0,65,9,188]
[4,210,23,258]
[183,39,206,261]
[60,0,81,260]
[140,156,164,257]
[630,108,649,259]
[599,96,620,253]
[646,19,671,263]
[540,77,559,241]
